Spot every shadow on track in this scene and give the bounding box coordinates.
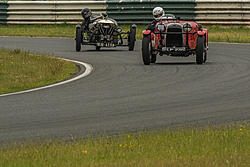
[155,62,196,65]
[81,49,128,52]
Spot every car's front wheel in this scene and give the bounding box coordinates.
[128,26,136,51]
[76,28,82,52]
[142,35,152,65]
[196,36,205,64]
[151,53,157,63]
[203,35,208,63]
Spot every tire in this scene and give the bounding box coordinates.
[76,28,82,52]
[142,35,152,65]
[96,46,101,51]
[151,53,157,63]
[203,34,208,63]
[196,36,205,64]
[128,27,136,51]
[203,50,207,63]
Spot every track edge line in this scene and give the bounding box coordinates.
[0,58,93,97]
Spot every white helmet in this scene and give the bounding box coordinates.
[153,7,165,21]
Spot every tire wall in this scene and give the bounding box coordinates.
[0,1,107,24]
[195,0,250,26]
[1,0,250,26]
[0,2,9,24]
[107,0,196,24]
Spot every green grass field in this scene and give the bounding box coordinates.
[1,124,250,167]
[0,24,249,43]
[0,49,77,94]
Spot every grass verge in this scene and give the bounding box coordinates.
[0,24,250,43]
[1,124,250,167]
[0,48,77,94]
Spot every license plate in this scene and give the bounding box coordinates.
[165,47,186,52]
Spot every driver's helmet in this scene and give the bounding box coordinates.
[81,8,92,19]
[153,7,165,21]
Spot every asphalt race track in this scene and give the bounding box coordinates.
[0,37,250,143]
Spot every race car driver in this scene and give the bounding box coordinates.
[147,7,165,32]
[81,8,107,32]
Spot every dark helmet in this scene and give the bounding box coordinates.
[81,8,92,19]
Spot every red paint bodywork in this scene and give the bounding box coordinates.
[142,30,151,35]
[147,19,208,53]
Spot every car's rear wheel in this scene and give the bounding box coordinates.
[142,35,152,65]
[76,28,82,52]
[128,26,136,51]
[196,36,205,64]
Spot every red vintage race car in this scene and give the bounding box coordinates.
[142,14,208,65]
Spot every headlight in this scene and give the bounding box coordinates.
[117,28,122,33]
[183,23,192,32]
[157,24,165,32]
